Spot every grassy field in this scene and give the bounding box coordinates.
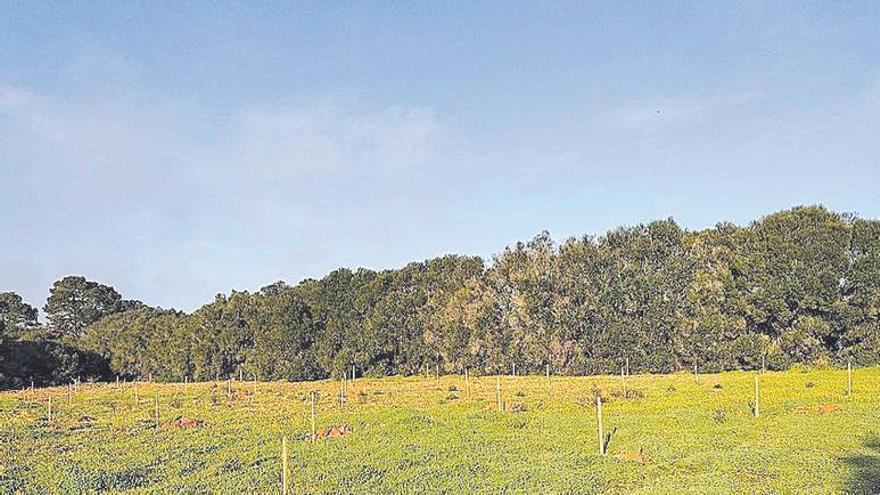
[1,367,879,494]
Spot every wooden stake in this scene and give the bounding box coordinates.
[310,391,317,442]
[761,354,766,374]
[48,396,53,424]
[512,362,516,377]
[339,378,345,407]
[239,368,243,382]
[621,366,627,399]
[282,437,289,495]
[754,375,760,418]
[596,396,605,455]
[847,359,853,398]
[693,361,698,382]
[626,357,630,376]
[495,376,501,412]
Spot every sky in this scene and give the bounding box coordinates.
[1,1,879,313]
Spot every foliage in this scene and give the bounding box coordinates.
[0,292,39,340]
[43,276,141,338]
[2,205,879,388]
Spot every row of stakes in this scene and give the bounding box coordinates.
[281,359,862,492]
[40,366,345,433]
[32,360,861,493]
[40,358,860,422]
[40,357,860,423]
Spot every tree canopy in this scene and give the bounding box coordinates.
[0,291,38,340]
[43,276,142,338]
[2,205,879,389]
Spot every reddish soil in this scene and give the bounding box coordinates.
[614,451,651,464]
[165,416,204,430]
[311,424,353,441]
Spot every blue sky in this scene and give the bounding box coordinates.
[2,1,879,312]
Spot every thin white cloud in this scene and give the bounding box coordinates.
[0,85,42,108]
[0,81,444,181]
[235,102,442,176]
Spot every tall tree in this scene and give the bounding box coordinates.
[0,292,39,340]
[43,276,125,338]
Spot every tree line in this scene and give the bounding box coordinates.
[2,205,879,389]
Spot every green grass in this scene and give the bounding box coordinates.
[2,368,879,494]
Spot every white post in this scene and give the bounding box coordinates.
[754,375,760,418]
[282,437,289,495]
[340,378,345,407]
[596,396,605,455]
[847,359,853,398]
[310,391,317,442]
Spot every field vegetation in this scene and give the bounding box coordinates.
[2,367,879,494]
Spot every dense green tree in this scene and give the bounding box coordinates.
[0,292,39,340]
[43,276,130,338]
[838,217,880,364]
[245,285,322,380]
[80,308,189,380]
[300,269,378,377]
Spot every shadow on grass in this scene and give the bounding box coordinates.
[841,435,880,495]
